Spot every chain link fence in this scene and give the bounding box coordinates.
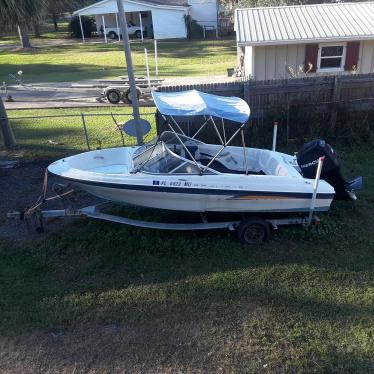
[4,108,156,159]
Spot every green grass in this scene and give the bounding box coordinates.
[0,37,236,83]
[0,108,373,371]
[0,21,70,45]
[6,107,157,159]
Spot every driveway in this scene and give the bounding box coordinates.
[2,76,238,110]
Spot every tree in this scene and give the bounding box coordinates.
[46,0,76,32]
[45,0,94,32]
[33,21,41,38]
[0,0,46,48]
[69,15,96,38]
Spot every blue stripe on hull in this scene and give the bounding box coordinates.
[50,173,334,200]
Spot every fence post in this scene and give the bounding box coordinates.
[272,121,278,151]
[154,39,158,76]
[81,113,91,151]
[144,48,151,89]
[286,100,290,144]
[330,76,341,131]
[111,112,125,147]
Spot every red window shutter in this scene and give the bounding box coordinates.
[345,42,360,71]
[304,44,318,73]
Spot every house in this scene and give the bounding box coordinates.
[234,2,374,80]
[73,0,218,41]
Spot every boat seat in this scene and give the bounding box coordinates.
[180,141,201,161]
[251,150,300,177]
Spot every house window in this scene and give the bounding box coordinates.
[318,44,346,72]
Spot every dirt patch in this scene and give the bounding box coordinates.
[10,46,39,53]
[0,155,96,241]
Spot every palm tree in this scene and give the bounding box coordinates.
[0,0,46,48]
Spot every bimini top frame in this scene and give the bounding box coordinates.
[144,90,252,175]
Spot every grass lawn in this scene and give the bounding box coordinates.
[0,108,373,371]
[0,36,236,83]
[6,107,157,159]
[0,22,70,45]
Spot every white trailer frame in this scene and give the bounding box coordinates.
[7,201,320,243]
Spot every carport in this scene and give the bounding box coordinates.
[73,0,189,42]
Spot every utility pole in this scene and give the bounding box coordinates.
[0,96,16,148]
[116,0,143,145]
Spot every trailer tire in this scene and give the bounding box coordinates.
[108,31,117,40]
[236,218,271,245]
[106,89,121,104]
[135,30,142,38]
[124,87,141,103]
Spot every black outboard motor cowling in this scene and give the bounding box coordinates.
[297,139,362,200]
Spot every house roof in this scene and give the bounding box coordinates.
[235,1,374,46]
[74,0,189,16]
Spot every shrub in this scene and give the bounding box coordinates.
[184,15,204,39]
[69,16,96,38]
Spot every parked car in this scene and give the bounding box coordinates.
[104,22,144,39]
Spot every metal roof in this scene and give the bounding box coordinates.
[235,1,374,46]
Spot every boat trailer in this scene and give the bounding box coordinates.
[7,156,325,245]
[94,77,164,104]
[7,201,321,245]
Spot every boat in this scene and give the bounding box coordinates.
[47,90,362,214]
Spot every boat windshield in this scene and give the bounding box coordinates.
[159,131,203,147]
[133,132,202,154]
[131,132,214,175]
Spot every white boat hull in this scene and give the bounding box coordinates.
[75,182,331,213]
[48,146,335,214]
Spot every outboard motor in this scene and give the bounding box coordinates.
[297,140,362,200]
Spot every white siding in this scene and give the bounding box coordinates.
[246,41,374,80]
[359,41,374,73]
[251,44,305,80]
[244,46,254,77]
[152,8,187,39]
[188,0,217,28]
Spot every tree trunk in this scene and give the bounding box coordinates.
[33,21,41,38]
[17,25,32,48]
[52,13,59,32]
[0,97,16,148]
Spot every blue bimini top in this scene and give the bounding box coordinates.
[152,89,250,124]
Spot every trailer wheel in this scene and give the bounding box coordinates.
[236,218,271,245]
[124,87,141,103]
[135,30,142,38]
[106,89,121,104]
[108,31,117,40]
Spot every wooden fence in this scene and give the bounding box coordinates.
[158,80,245,98]
[157,73,374,146]
[244,73,374,115]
